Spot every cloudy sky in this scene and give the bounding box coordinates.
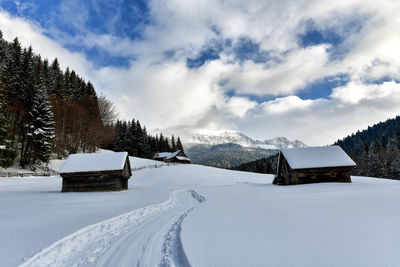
[0,0,400,145]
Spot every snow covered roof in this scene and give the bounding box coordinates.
[154,150,181,159]
[59,152,129,173]
[176,156,191,162]
[281,146,356,170]
[154,152,169,159]
[165,151,181,160]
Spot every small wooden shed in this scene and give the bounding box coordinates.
[60,152,132,192]
[273,146,356,185]
[153,150,191,164]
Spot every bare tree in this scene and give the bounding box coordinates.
[98,94,118,125]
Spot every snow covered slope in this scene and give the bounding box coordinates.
[0,165,399,267]
[188,130,306,149]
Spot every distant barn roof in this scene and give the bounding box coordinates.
[154,150,181,160]
[281,146,356,170]
[60,152,129,173]
[176,156,190,162]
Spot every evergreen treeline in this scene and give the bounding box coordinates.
[335,116,400,155]
[335,116,400,180]
[338,132,400,180]
[0,31,109,169]
[102,119,185,159]
[231,153,278,174]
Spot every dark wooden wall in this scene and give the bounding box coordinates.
[61,157,132,192]
[62,175,127,192]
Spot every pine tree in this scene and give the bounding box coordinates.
[3,38,22,140]
[126,119,137,156]
[20,61,55,168]
[367,140,387,178]
[64,67,72,96]
[135,121,144,156]
[141,127,151,158]
[386,136,400,178]
[85,81,96,97]
[113,120,129,152]
[0,30,7,73]
[48,58,66,98]
[158,133,164,152]
[149,136,157,155]
[171,135,177,151]
[0,84,17,167]
[20,47,35,108]
[154,135,159,152]
[176,136,185,155]
[28,85,55,168]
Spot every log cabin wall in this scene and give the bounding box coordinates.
[61,163,131,192]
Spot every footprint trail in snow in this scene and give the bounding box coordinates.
[20,189,205,267]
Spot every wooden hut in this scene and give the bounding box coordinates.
[60,152,132,192]
[153,150,191,164]
[273,146,356,185]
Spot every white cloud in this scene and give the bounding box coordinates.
[225,45,331,96]
[1,0,400,145]
[0,10,93,77]
[218,96,258,118]
[262,96,314,114]
[331,81,400,104]
[239,81,400,145]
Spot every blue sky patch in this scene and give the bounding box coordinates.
[186,39,229,69]
[299,27,343,48]
[232,37,270,63]
[0,0,148,67]
[298,18,363,60]
[187,37,273,69]
[225,90,280,104]
[363,76,400,85]
[225,73,350,103]
[297,74,350,99]
[186,46,221,69]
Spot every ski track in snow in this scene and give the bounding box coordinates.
[19,189,205,267]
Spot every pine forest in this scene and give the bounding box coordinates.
[0,31,183,170]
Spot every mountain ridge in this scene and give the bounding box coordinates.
[188,130,307,150]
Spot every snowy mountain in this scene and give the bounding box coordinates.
[186,143,277,168]
[183,130,307,168]
[188,130,307,149]
[147,129,307,168]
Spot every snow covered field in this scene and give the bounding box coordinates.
[0,164,399,266]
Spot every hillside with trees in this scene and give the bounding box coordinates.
[335,116,400,180]
[0,31,105,169]
[231,153,278,174]
[0,30,183,170]
[102,119,185,159]
[335,116,400,155]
